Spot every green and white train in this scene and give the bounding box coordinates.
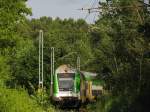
[51,64,103,106]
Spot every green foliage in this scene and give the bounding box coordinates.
[34,88,57,112]
[0,0,32,82]
[88,95,130,112]
[0,57,10,85]
[10,17,94,92]
[88,0,150,111]
[0,0,31,30]
[87,95,114,112]
[0,87,43,112]
[0,0,149,111]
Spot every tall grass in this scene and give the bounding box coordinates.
[87,94,130,112]
[0,87,43,112]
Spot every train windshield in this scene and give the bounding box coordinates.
[58,73,75,91]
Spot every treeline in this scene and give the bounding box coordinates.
[0,0,93,111]
[87,0,150,112]
[0,0,55,111]
[0,0,150,112]
[13,17,94,92]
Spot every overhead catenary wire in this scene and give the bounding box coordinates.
[80,0,150,24]
[83,0,99,20]
[92,0,99,22]
[81,0,94,9]
[79,1,150,12]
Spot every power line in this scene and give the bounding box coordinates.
[79,1,150,24]
[79,1,150,13]
[82,0,99,21]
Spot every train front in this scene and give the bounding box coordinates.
[52,65,80,105]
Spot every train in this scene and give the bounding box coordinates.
[51,64,103,106]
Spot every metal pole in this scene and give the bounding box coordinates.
[77,56,80,71]
[41,30,44,88]
[39,31,41,87]
[39,30,43,89]
[53,47,55,75]
[50,47,53,96]
[50,47,54,97]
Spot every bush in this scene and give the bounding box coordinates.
[0,87,43,112]
[87,95,129,112]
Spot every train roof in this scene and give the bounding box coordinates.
[55,65,98,79]
[55,64,76,74]
[81,71,98,79]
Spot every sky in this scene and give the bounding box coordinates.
[27,0,101,23]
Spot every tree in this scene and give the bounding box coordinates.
[89,0,150,111]
[0,0,31,83]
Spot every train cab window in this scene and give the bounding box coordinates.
[57,73,75,91]
[59,78,74,91]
